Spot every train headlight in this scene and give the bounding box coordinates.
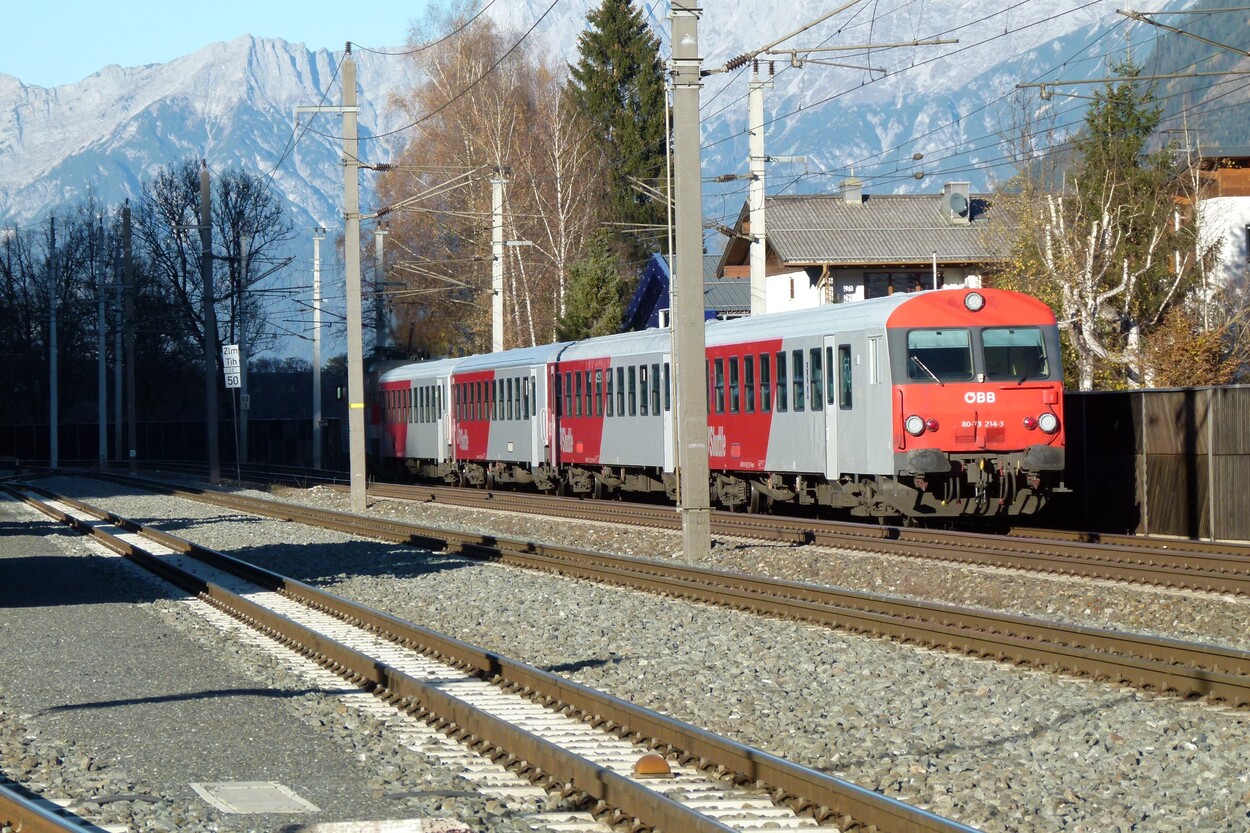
[1023,416,1038,430]
[905,415,926,436]
[1038,413,1059,433]
[964,291,985,312]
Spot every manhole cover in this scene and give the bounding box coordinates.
[190,781,320,814]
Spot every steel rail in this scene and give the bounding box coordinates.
[10,483,982,833]
[0,784,109,833]
[37,475,1250,706]
[365,481,1250,595]
[82,467,1250,595]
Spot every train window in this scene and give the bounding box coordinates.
[759,353,771,413]
[712,358,725,414]
[522,377,530,419]
[506,378,514,421]
[639,365,649,416]
[628,366,637,416]
[417,387,423,423]
[575,372,583,417]
[584,370,593,417]
[743,356,755,413]
[826,347,836,405]
[492,379,499,421]
[477,381,484,421]
[907,329,973,381]
[983,327,1047,381]
[651,363,661,415]
[792,349,805,412]
[564,372,573,417]
[663,362,671,412]
[809,348,823,412]
[706,360,712,415]
[606,368,614,417]
[595,370,603,417]
[775,351,787,412]
[617,367,625,416]
[728,357,740,414]
[869,337,881,384]
[838,345,853,409]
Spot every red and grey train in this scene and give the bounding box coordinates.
[370,288,1066,519]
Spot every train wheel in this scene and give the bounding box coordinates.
[749,488,771,514]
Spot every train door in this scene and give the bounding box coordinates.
[445,375,455,460]
[529,371,543,465]
[822,336,841,479]
[662,353,674,473]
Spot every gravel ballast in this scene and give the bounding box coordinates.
[5,474,1250,833]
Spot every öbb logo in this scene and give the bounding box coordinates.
[964,391,996,404]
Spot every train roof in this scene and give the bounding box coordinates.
[378,356,466,383]
[455,341,573,373]
[558,328,674,361]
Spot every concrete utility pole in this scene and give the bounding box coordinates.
[123,203,137,475]
[491,172,506,352]
[374,225,388,358]
[671,2,711,561]
[312,228,325,470]
[298,45,366,511]
[48,217,58,469]
[748,65,772,316]
[95,218,107,468]
[238,234,251,463]
[200,160,221,485]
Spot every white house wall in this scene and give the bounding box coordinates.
[1199,196,1250,293]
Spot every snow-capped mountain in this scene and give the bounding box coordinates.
[0,0,1162,230]
[0,35,419,228]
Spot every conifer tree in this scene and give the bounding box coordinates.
[555,232,625,341]
[567,0,668,264]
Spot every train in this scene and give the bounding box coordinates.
[369,287,1066,519]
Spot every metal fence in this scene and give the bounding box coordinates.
[1063,386,1250,541]
[0,418,345,473]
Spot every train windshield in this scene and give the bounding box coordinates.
[907,329,973,382]
[983,327,1048,381]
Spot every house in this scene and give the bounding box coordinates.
[714,179,1010,314]
[1192,147,1250,293]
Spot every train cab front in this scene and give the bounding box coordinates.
[888,289,1066,518]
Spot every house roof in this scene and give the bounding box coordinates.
[765,193,1008,266]
[718,190,1011,272]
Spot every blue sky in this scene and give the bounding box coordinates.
[3,0,434,88]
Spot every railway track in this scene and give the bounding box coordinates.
[118,463,1250,597]
[36,473,1250,706]
[357,481,1250,596]
[7,482,982,833]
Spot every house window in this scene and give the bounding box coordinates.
[865,271,932,299]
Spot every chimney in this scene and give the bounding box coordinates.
[840,176,863,205]
[941,182,971,224]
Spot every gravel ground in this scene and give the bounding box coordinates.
[6,473,1250,833]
